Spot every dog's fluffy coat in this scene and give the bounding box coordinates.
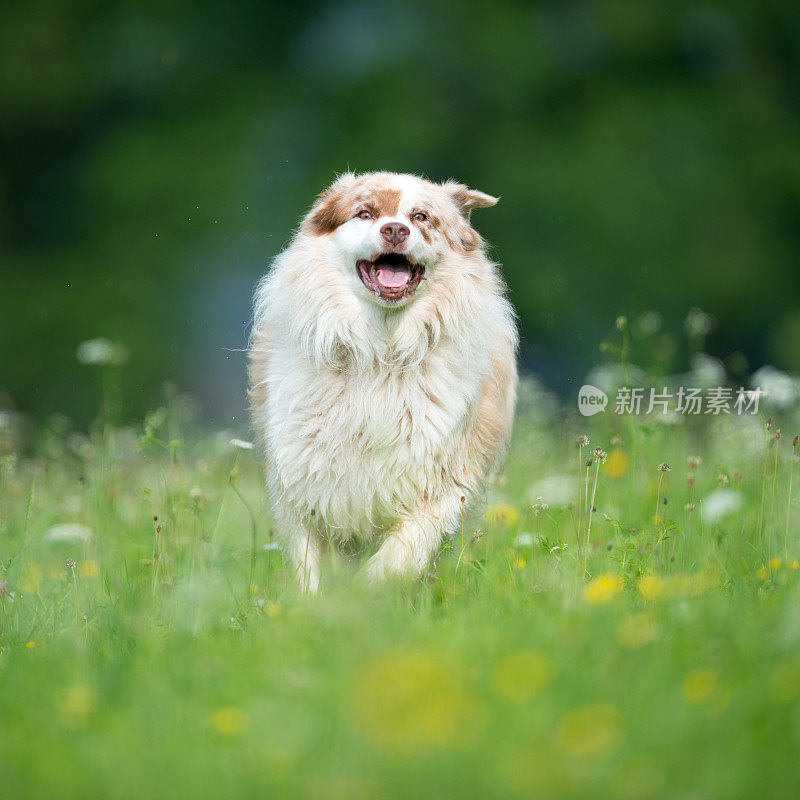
[248,172,517,590]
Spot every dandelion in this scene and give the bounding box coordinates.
[79,560,99,579]
[211,707,248,736]
[583,574,623,605]
[485,504,519,527]
[76,338,128,367]
[769,557,782,571]
[514,557,526,570]
[616,613,658,648]
[557,705,622,757]
[25,641,35,648]
[637,575,664,601]
[682,670,717,704]
[604,450,628,480]
[490,651,550,704]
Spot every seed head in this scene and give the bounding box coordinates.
[767,417,772,431]
[576,435,589,448]
[685,503,696,512]
[793,435,799,447]
[776,429,781,441]
[593,448,608,464]
[687,456,700,470]
[718,474,729,486]
[657,462,670,472]
[66,558,76,569]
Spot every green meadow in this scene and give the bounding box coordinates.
[2,353,800,799]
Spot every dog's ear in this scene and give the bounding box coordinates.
[444,182,499,220]
[305,173,358,235]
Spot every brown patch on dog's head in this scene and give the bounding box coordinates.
[305,173,358,235]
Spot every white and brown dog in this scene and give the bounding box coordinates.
[248,172,517,591]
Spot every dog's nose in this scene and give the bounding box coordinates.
[380,222,409,247]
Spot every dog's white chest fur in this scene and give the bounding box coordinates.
[267,334,485,539]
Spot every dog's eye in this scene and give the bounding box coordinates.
[355,209,373,220]
[411,212,428,222]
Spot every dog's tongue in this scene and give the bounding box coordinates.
[376,264,410,289]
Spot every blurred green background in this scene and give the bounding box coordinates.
[2,0,799,425]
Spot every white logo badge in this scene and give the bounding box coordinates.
[578,384,608,416]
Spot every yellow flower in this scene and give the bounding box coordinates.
[25,641,35,649]
[769,557,782,571]
[583,574,623,605]
[514,557,526,570]
[490,651,550,704]
[682,669,717,704]
[790,560,799,571]
[757,565,769,581]
[265,601,281,620]
[79,560,99,578]
[616,614,658,648]
[211,706,248,736]
[485,504,519,527]
[58,686,96,729]
[636,575,664,601]
[603,449,629,480]
[557,705,622,757]
[22,563,43,594]
[351,650,479,750]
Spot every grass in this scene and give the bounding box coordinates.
[2,376,800,799]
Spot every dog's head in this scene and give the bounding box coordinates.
[301,172,498,307]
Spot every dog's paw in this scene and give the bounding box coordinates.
[363,536,424,586]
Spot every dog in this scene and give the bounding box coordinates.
[248,172,518,591]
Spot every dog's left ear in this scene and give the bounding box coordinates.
[445,182,499,219]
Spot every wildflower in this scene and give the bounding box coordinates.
[25,641,35,648]
[583,574,623,605]
[79,560,99,579]
[611,435,622,446]
[791,560,799,570]
[557,705,622,757]
[514,533,534,548]
[76,338,128,366]
[576,435,589,448]
[485,504,519,527]
[0,580,6,599]
[757,565,769,581]
[593,448,608,464]
[767,417,772,431]
[230,438,254,451]
[188,486,206,504]
[637,575,664,601]
[211,707,248,736]
[604,450,628,480]
[58,686,97,729]
[351,650,478,750]
[685,503,696,512]
[616,614,658,648]
[687,456,700,470]
[472,529,483,542]
[701,489,743,524]
[615,316,628,331]
[682,670,717,704]
[265,601,281,619]
[43,524,93,544]
[657,462,670,472]
[687,475,695,487]
[531,500,549,516]
[66,558,76,569]
[514,557,526,570]
[490,651,550,704]
[769,557,782,571]
[717,474,729,485]
[684,307,714,338]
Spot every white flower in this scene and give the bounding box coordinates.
[230,438,254,451]
[514,533,534,548]
[550,543,568,553]
[43,524,94,543]
[76,338,128,366]
[751,366,800,410]
[527,474,577,507]
[701,489,743,525]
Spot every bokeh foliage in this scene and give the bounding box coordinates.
[2,0,800,423]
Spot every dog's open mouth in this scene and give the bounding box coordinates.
[356,253,425,302]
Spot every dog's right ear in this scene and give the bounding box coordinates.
[444,182,499,220]
[305,173,358,236]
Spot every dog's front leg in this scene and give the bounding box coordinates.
[281,516,322,594]
[365,493,465,584]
